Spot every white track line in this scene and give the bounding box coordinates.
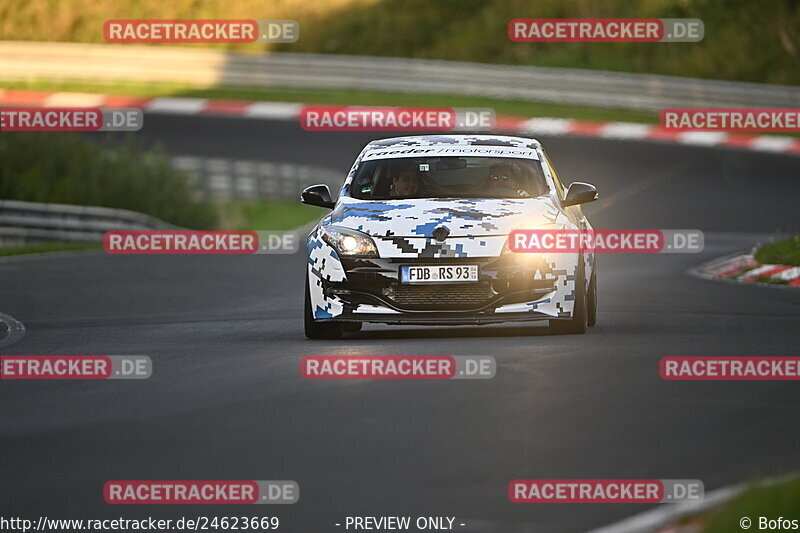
[0,312,26,348]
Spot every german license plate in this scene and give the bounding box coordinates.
[400,265,479,284]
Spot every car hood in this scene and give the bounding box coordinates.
[324,197,561,238]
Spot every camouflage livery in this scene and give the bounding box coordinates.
[305,135,595,326]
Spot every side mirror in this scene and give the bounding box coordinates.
[301,184,335,209]
[562,182,598,207]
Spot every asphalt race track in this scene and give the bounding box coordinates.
[1,115,799,533]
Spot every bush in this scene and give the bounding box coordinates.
[0,133,218,229]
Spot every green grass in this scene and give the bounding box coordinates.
[2,0,799,85]
[219,200,324,231]
[754,235,800,266]
[700,476,800,533]
[1,79,661,124]
[0,242,101,257]
[6,78,800,139]
[11,79,800,138]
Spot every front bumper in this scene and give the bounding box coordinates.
[317,255,574,325]
[307,224,581,325]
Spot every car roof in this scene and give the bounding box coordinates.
[365,134,542,152]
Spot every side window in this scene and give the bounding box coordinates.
[542,151,566,200]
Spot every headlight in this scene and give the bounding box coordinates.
[322,226,379,258]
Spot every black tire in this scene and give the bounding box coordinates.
[549,256,588,335]
[587,270,598,327]
[304,271,342,340]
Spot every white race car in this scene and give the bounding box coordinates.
[302,135,598,339]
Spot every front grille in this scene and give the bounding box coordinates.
[387,284,494,310]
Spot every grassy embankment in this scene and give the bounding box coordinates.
[1,0,798,85]
[0,133,320,255]
[755,235,800,266]
[697,476,800,533]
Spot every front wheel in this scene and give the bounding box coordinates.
[304,271,343,340]
[549,257,588,335]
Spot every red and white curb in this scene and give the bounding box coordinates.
[0,89,304,118]
[2,89,800,156]
[693,252,800,288]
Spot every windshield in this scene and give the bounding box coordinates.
[349,156,549,200]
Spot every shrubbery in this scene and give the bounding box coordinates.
[2,0,799,84]
[0,133,218,229]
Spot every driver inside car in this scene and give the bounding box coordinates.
[389,168,423,197]
[488,163,530,197]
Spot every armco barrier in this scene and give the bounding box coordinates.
[0,158,343,246]
[1,41,799,112]
[170,156,344,200]
[0,199,179,246]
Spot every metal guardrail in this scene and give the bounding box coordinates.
[0,159,342,246]
[171,156,344,200]
[1,41,799,112]
[0,199,179,246]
